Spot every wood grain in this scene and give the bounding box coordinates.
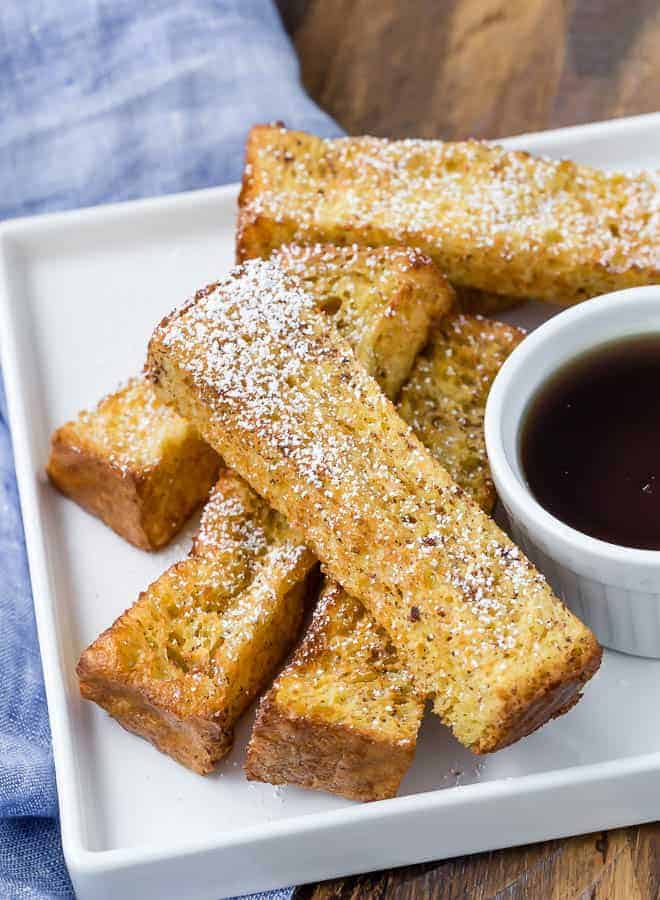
[294,825,660,899]
[276,1,660,896]
[278,0,660,140]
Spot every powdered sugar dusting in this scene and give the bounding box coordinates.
[159,259,363,494]
[74,376,194,472]
[150,256,595,720]
[241,128,659,301]
[90,468,314,731]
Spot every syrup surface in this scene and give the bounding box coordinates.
[521,334,660,551]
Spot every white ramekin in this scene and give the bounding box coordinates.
[485,286,660,658]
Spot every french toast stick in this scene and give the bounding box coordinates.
[77,470,316,773]
[46,376,220,550]
[49,244,451,549]
[246,579,423,802]
[237,125,659,306]
[147,258,601,755]
[397,314,525,512]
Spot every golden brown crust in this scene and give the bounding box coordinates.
[77,650,233,774]
[77,470,316,773]
[271,242,454,400]
[481,655,602,752]
[46,378,220,550]
[246,317,521,798]
[147,259,601,754]
[397,313,526,512]
[237,138,516,319]
[246,581,422,801]
[246,695,417,802]
[48,426,153,550]
[237,125,659,305]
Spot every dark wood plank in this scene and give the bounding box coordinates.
[553,0,660,128]
[295,826,659,899]
[277,1,660,896]
[279,0,660,139]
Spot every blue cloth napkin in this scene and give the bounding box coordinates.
[0,2,341,897]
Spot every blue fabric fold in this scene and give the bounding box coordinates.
[0,2,341,897]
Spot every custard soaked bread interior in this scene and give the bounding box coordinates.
[48,244,450,548]
[246,580,424,802]
[77,470,315,774]
[237,125,660,306]
[148,258,601,754]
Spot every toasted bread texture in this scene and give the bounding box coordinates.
[48,244,449,549]
[397,314,525,512]
[246,580,424,801]
[270,242,453,399]
[247,314,521,799]
[46,376,220,550]
[76,246,446,770]
[148,258,601,754]
[77,470,316,773]
[237,125,659,306]
[246,315,522,800]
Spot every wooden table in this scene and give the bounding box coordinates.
[276,1,660,897]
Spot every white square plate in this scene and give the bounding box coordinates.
[2,113,660,900]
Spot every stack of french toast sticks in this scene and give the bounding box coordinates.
[49,125,660,802]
